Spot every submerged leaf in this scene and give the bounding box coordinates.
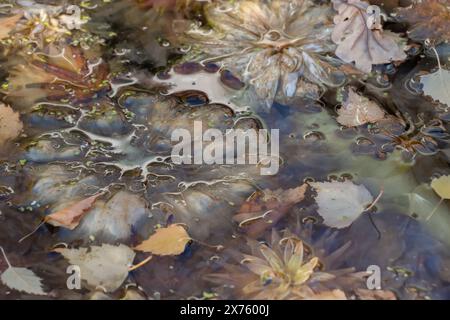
[332,0,406,72]
[134,225,191,255]
[54,244,135,292]
[337,88,385,127]
[0,103,23,145]
[309,180,374,228]
[184,0,344,107]
[395,0,450,44]
[0,14,22,40]
[233,184,307,237]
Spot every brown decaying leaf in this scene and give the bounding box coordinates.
[337,87,386,127]
[233,184,307,238]
[134,225,191,255]
[45,194,102,230]
[0,14,22,40]
[395,0,450,44]
[332,0,406,73]
[0,103,23,145]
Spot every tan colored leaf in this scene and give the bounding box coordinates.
[332,0,406,72]
[54,244,135,292]
[233,184,307,238]
[309,180,374,229]
[0,14,21,40]
[355,288,397,300]
[308,289,347,300]
[395,0,450,44]
[134,225,191,255]
[337,87,385,127]
[0,103,23,145]
[45,194,102,230]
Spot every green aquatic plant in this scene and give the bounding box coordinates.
[183,0,345,108]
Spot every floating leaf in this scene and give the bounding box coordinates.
[337,88,386,127]
[0,103,23,145]
[309,180,374,228]
[0,247,46,296]
[54,244,135,292]
[233,184,307,238]
[420,69,450,107]
[134,225,191,255]
[45,194,102,230]
[332,0,406,72]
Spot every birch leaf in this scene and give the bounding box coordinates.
[1,267,46,296]
[420,69,450,107]
[309,180,374,228]
[0,103,23,145]
[134,225,191,255]
[45,194,102,230]
[337,88,385,127]
[0,247,46,296]
[332,0,406,72]
[54,244,135,292]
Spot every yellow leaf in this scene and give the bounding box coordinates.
[431,175,450,200]
[134,225,191,255]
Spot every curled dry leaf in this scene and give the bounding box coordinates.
[309,180,374,229]
[233,184,307,238]
[332,0,406,72]
[395,0,450,44]
[337,88,386,127]
[0,247,46,296]
[134,225,191,255]
[0,103,23,145]
[54,244,135,292]
[45,194,102,230]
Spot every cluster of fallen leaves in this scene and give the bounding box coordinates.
[2,221,192,294]
[234,179,376,235]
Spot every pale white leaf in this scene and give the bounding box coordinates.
[309,180,373,228]
[1,267,46,296]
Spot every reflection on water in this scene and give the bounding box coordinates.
[0,0,450,300]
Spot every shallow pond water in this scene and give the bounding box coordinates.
[0,0,450,300]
